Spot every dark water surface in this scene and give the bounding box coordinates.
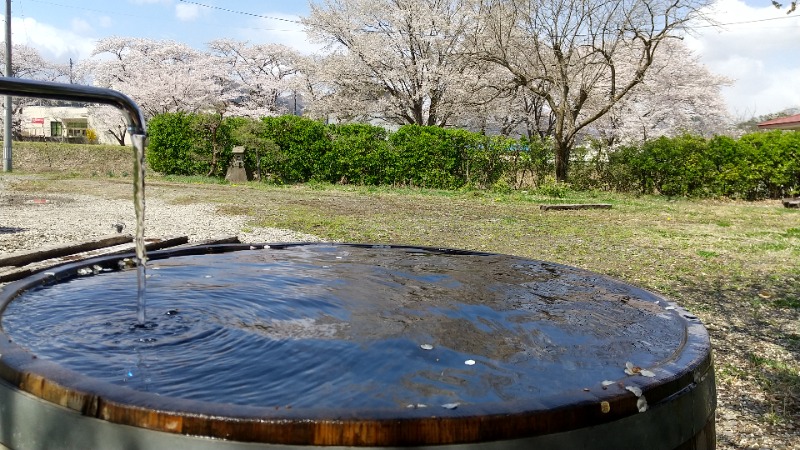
[1,245,686,409]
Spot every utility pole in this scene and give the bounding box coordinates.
[3,0,11,172]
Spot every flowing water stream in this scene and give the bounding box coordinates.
[132,133,148,324]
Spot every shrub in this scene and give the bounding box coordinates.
[259,116,330,183]
[602,131,800,199]
[503,136,554,190]
[388,125,508,189]
[147,112,237,177]
[321,123,393,185]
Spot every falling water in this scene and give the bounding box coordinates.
[132,133,148,324]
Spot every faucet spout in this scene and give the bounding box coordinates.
[0,77,146,136]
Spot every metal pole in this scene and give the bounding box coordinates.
[3,0,11,172]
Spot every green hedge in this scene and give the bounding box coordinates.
[389,125,505,189]
[147,112,237,177]
[146,114,512,189]
[603,131,800,199]
[145,112,800,199]
[320,123,393,185]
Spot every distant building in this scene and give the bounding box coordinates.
[18,105,117,145]
[757,113,800,131]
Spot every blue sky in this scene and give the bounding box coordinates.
[8,0,316,59]
[4,0,800,118]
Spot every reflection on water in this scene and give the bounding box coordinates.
[1,245,685,409]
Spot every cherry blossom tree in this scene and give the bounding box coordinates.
[0,44,70,138]
[87,104,129,146]
[207,39,301,117]
[303,0,491,127]
[471,0,713,181]
[592,40,733,146]
[82,37,225,119]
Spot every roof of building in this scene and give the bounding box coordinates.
[757,113,800,130]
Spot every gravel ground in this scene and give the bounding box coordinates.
[0,177,318,255]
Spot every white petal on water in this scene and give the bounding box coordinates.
[420,344,434,350]
[44,272,55,276]
[665,306,676,310]
[640,369,656,378]
[626,386,643,397]
[601,380,615,387]
[406,403,428,409]
[624,361,642,375]
[464,359,476,366]
[204,275,212,278]
[441,403,460,410]
[637,396,648,412]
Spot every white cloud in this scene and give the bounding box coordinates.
[175,3,202,22]
[12,17,95,62]
[686,0,800,116]
[71,18,93,35]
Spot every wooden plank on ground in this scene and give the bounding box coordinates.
[0,234,133,267]
[0,236,190,284]
[783,198,800,208]
[540,204,613,211]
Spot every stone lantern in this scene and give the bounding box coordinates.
[225,146,249,183]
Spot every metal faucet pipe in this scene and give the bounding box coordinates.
[0,77,146,136]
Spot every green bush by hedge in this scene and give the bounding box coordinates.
[321,123,393,185]
[147,112,237,177]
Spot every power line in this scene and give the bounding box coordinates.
[177,0,303,24]
[694,11,800,29]
[22,0,304,35]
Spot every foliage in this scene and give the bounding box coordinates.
[388,125,506,189]
[144,107,800,201]
[320,123,394,185]
[626,134,714,197]
[86,129,99,145]
[147,112,237,177]
[605,131,800,199]
[258,115,331,183]
[231,118,279,181]
[207,39,300,117]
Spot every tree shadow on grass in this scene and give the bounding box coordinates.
[675,273,799,443]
